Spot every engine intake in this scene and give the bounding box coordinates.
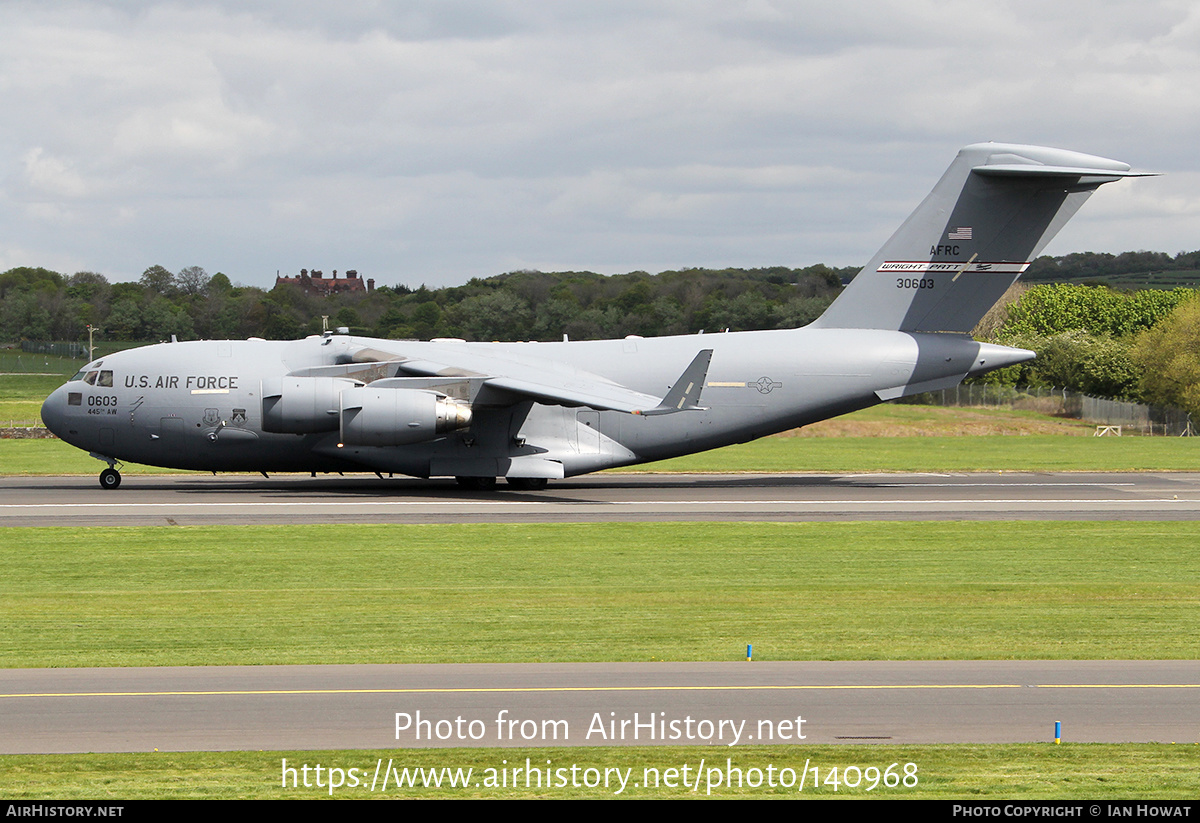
[262,377,360,433]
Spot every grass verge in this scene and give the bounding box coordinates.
[635,435,1200,473]
[4,522,1199,667]
[2,745,1197,798]
[0,438,183,475]
[0,374,67,426]
[2,430,1198,476]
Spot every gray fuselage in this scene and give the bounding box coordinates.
[41,328,1025,478]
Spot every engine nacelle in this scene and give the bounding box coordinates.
[262,376,360,434]
[339,386,472,447]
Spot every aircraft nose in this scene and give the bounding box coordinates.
[40,385,67,438]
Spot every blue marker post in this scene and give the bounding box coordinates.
[747,644,752,662]
[1054,721,1061,744]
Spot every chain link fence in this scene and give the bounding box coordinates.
[19,340,88,358]
[900,384,1194,436]
[1,341,88,375]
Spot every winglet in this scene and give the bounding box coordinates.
[638,349,712,416]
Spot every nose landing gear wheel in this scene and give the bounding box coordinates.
[99,468,122,490]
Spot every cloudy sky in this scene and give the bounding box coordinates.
[2,0,1197,289]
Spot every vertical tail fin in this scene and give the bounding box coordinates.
[812,143,1155,333]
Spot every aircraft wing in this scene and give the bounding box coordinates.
[482,374,667,413]
[343,346,713,415]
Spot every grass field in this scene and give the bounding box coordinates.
[639,434,1199,473]
[4,522,1198,667]
[0,346,130,424]
[3,744,1197,799]
[0,344,136,375]
[0,373,64,425]
[0,438,181,474]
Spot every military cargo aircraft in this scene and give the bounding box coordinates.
[42,143,1153,490]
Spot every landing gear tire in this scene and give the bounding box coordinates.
[455,476,497,491]
[99,468,122,490]
[506,477,548,491]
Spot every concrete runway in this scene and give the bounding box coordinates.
[4,471,1198,755]
[4,471,1200,525]
[3,661,1198,753]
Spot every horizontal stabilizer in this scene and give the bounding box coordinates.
[973,164,1158,180]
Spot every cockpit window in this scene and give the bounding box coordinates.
[84,371,98,385]
[71,360,103,382]
[98,370,113,387]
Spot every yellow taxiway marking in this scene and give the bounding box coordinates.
[4,683,1197,699]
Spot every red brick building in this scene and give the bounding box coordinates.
[274,269,375,296]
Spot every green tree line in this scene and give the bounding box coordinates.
[0,263,850,345]
[6,256,1200,417]
[975,282,1200,417]
[1024,250,1200,284]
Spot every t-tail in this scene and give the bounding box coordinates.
[812,143,1156,333]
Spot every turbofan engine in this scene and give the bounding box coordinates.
[339,385,473,447]
[261,376,360,434]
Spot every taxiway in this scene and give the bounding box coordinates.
[3,471,1200,526]
[3,661,1197,753]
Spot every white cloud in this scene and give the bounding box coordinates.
[0,1,1193,285]
[21,147,89,198]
